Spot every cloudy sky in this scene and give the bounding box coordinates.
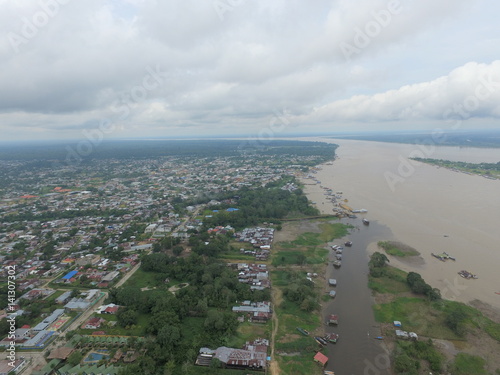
[1,0,500,141]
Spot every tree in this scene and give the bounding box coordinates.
[172,245,183,256]
[369,252,389,268]
[157,325,180,349]
[67,351,83,366]
[117,308,138,327]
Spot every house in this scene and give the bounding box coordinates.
[313,352,328,366]
[97,304,120,314]
[196,339,268,370]
[82,317,105,330]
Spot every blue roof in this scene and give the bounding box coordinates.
[62,270,78,280]
[226,208,239,212]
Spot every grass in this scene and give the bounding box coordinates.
[373,297,464,340]
[226,321,270,349]
[450,353,488,375]
[378,241,420,257]
[368,266,410,294]
[121,268,162,289]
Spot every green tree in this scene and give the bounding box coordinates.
[67,351,83,366]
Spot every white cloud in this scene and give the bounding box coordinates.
[0,0,499,140]
[308,61,500,123]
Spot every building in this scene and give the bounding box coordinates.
[196,339,268,370]
[0,358,27,375]
[313,352,328,366]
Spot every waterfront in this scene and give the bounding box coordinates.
[302,138,500,311]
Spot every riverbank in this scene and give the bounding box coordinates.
[299,138,500,313]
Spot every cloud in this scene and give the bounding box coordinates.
[0,0,498,140]
[308,61,500,123]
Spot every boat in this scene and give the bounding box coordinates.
[328,278,337,286]
[329,290,336,298]
[344,241,352,247]
[324,371,336,375]
[332,260,341,268]
[314,336,328,346]
[352,208,368,213]
[324,333,339,343]
[327,314,338,325]
[335,254,342,260]
[362,218,369,225]
[374,336,384,340]
[296,327,309,336]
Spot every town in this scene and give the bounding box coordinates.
[0,139,336,374]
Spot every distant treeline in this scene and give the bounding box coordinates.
[0,139,337,161]
[333,131,500,148]
[412,158,500,177]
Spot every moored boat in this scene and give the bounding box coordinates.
[314,336,328,346]
[296,327,309,336]
[324,333,339,343]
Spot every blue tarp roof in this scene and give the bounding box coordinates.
[226,208,239,212]
[62,270,78,280]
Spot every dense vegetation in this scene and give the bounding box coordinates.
[201,186,320,229]
[411,157,500,178]
[109,252,270,374]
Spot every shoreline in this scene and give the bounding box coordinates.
[299,137,500,313]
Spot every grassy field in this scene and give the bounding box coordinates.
[226,320,271,349]
[449,353,488,375]
[368,266,410,294]
[377,241,420,257]
[272,222,349,267]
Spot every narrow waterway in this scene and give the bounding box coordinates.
[323,218,392,375]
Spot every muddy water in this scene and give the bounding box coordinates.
[300,138,500,311]
[323,219,392,375]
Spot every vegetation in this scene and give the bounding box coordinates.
[377,241,420,257]
[393,339,444,374]
[449,353,488,375]
[412,157,500,179]
[270,220,350,375]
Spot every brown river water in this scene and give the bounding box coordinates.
[294,138,500,374]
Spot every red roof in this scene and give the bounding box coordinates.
[313,352,328,365]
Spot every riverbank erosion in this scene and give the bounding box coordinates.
[299,138,500,313]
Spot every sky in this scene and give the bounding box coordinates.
[1,0,500,141]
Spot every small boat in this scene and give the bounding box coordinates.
[374,336,384,340]
[332,260,341,268]
[328,278,337,286]
[296,327,309,336]
[327,314,338,325]
[329,290,336,298]
[362,218,369,225]
[344,241,352,247]
[324,371,336,375]
[314,336,328,346]
[324,333,339,343]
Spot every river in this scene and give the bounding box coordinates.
[322,219,393,375]
[296,138,500,374]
